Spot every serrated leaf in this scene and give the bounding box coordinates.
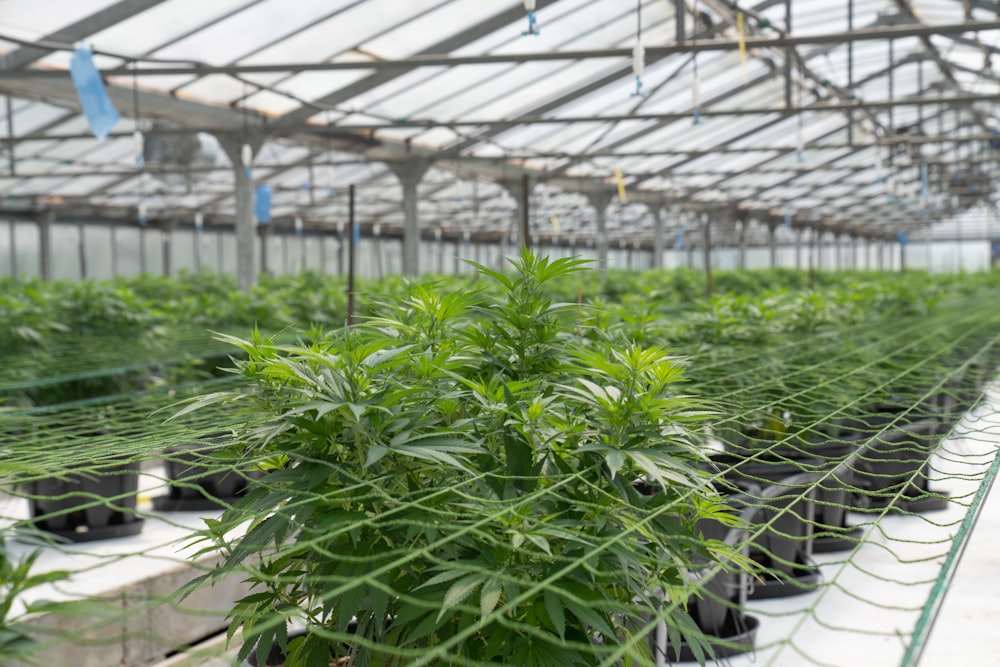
[605,449,626,479]
[479,576,502,620]
[525,533,552,556]
[543,590,566,639]
[437,573,484,622]
[415,568,472,591]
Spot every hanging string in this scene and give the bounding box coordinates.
[692,0,702,124]
[631,0,646,97]
[522,0,540,36]
[737,11,749,83]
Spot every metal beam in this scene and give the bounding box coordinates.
[0,0,169,71]
[9,20,999,78]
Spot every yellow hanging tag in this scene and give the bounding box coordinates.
[614,168,628,203]
[550,215,561,234]
[737,12,748,83]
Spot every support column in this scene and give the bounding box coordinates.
[795,227,803,270]
[767,221,777,269]
[77,222,87,279]
[7,220,16,278]
[260,223,271,276]
[387,159,431,276]
[649,204,666,269]
[738,218,749,269]
[816,230,825,271]
[702,214,713,298]
[877,241,885,270]
[36,209,53,281]
[217,133,265,290]
[162,221,174,277]
[585,191,614,272]
[500,176,536,251]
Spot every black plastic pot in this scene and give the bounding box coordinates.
[153,432,256,511]
[655,496,760,663]
[811,449,866,553]
[745,472,822,599]
[27,461,144,542]
[853,418,948,513]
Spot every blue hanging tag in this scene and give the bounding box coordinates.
[783,206,792,229]
[70,44,120,140]
[920,162,929,199]
[352,219,360,246]
[254,184,272,224]
[898,231,908,246]
[675,227,685,250]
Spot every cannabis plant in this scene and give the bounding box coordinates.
[177,250,736,666]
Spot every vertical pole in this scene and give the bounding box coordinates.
[37,209,53,281]
[596,208,608,273]
[808,228,816,290]
[795,227,803,270]
[878,241,884,270]
[675,0,685,42]
[402,177,419,275]
[347,184,356,326]
[784,0,793,109]
[521,173,531,249]
[319,234,327,275]
[78,222,87,279]
[217,231,224,273]
[111,225,118,278]
[8,219,16,278]
[193,228,202,273]
[652,206,665,269]
[847,0,854,144]
[738,219,748,269]
[260,224,271,276]
[901,239,907,273]
[139,225,147,274]
[816,230,824,270]
[768,222,777,269]
[703,214,713,298]
[234,163,256,289]
[162,225,172,277]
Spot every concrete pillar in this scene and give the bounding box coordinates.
[877,241,885,270]
[585,191,614,272]
[217,133,265,290]
[36,209,53,281]
[387,159,431,276]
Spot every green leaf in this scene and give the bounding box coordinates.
[525,533,552,556]
[437,573,485,622]
[543,590,566,640]
[605,449,626,479]
[479,576,502,621]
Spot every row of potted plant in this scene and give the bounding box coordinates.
[3,258,999,665]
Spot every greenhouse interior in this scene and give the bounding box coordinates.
[1,1,1000,666]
